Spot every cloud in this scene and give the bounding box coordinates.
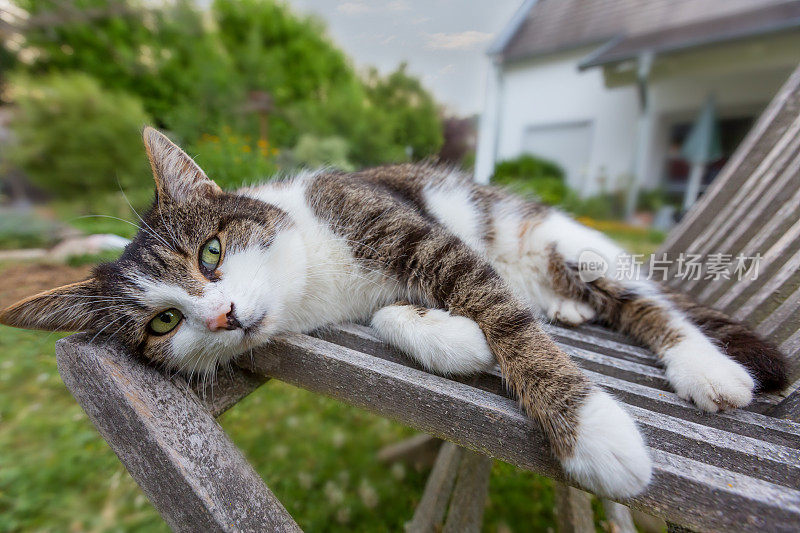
[337,1,409,15]
[425,31,493,50]
[337,2,371,15]
[386,0,410,11]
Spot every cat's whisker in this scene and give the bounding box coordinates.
[117,185,178,253]
[89,314,131,344]
[72,214,166,244]
[36,302,130,324]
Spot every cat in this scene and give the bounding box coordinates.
[1,127,788,499]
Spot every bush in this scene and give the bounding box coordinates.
[291,134,354,171]
[189,128,279,189]
[491,155,569,205]
[7,73,151,199]
[0,211,63,249]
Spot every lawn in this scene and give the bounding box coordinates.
[0,325,559,532]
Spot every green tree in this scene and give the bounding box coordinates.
[8,0,444,168]
[6,72,151,198]
[362,63,443,162]
[12,0,239,143]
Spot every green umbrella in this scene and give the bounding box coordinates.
[681,96,721,209]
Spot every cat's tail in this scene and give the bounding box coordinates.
[547,248,789,395]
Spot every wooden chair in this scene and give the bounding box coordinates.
[55,64,800,532]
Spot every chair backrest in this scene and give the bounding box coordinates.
[659,63,800,383]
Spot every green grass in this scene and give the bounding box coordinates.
[0,326,564,532]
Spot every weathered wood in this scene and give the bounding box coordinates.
[666,523,695,533]
[55,336,300,533]
[236,332,800,532]
[183,366,268,418]
[602,499,636,533]
[442,450,492,533]
[554,483,594,533]
[770,385,800,423]
[631,509,667,533]
[405,442,463,533]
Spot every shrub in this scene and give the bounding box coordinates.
[189,128,279,189]
[491,155,569,205]
[291,134,354,171]
[7,73,151,199]
[0,211,62,249]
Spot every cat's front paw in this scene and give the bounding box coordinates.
[562,389,652,498]
[546,299,596,326]
[663,337,754,412]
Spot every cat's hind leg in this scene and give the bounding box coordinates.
[370,302,495,376]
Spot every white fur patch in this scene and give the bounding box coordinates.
[371,305,495,375]
[661,326,754,412]
[562,389,652,498]
[545,298,596,326]
[423,181,484,252]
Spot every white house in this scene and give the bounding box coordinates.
[475,0,800,206]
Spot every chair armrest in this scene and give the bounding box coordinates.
[55,335,299,533]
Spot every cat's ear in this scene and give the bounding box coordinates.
[142,126,222,203]
[0,278,104,332]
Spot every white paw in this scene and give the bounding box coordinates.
[562,390,652,498]
[546,299,596,326]
[370,305,495,375]
[662,336,754,412]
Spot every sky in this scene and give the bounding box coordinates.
[287,0,523,116]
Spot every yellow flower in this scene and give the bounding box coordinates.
[257,139,269,149]
[241,145,252,153]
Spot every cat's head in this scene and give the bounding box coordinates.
[0,127,307,375]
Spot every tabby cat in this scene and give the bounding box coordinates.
[1,128,787,498]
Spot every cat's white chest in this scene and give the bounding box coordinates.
[243,180,403,332]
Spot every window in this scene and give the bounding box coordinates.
[663,116,754,202]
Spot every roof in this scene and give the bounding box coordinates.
[581,1,800,68]
[498,0,798,64]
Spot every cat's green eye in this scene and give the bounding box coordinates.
[149,309,183,335]
[200,237,222,271]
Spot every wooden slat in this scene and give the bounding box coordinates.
[442,450,492,533]
[554,484,595,533]
[771,387,800,423]
[55,336,299,533]
[237,332,800,532]
[317,325,797,482]
[316,324,781,414]
[697,184,800,309]
[678,123,800,294]
[405,442,463,533]
[734,247,800,324]
[602,499,637,533]
[184,366,268,418]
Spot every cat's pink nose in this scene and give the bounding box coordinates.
[206,303,240,331]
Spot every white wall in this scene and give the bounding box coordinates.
[477,48,639,195]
